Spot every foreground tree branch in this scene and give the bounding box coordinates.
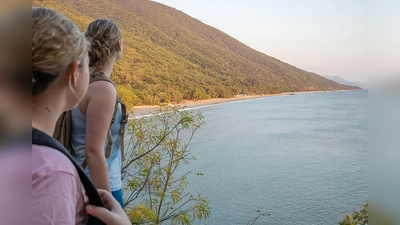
[122,106,210,225]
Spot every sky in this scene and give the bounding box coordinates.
[152,0,400,83]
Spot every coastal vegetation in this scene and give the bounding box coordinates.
[339,201,400,225]
[121,106,210,224]
[33,0,359,108]
[339,201,368,225]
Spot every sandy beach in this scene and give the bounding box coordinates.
[132,91,331,117]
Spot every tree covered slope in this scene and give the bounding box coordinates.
[33,0,359,107]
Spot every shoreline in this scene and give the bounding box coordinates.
[132,90,353,117]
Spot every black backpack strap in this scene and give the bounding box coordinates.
[32,128,106,225]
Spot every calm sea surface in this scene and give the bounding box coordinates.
[182,91,368,225]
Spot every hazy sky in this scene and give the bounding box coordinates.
[153,0,400,83]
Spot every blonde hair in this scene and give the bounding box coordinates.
[32,7,89,95]
[85,19,121,72]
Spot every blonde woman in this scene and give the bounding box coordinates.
[70,19,125,207]
[31,7,130,225]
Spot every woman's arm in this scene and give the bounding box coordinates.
[84,81,116,192]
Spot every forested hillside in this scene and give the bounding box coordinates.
[33,0,359,108]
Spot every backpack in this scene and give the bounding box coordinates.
[32,128,106,225]
[53,72,128,168]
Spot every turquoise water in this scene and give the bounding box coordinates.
[183,91,368,224]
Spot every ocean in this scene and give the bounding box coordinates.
[182,91,368,225]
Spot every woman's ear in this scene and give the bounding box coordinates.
[116,40,122,51]
[114,41,123,62]
[68,60,80,87]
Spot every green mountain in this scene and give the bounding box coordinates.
[33,0,359,107]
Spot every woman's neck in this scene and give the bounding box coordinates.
[94,58,115,77]
[32,93,65,137]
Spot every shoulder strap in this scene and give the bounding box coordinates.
[88,72,128,162]
[85,72,117,167]
[117,97,128,161]
[89,72,115,87]
[32,128,106,225]
[90,72,118,123]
